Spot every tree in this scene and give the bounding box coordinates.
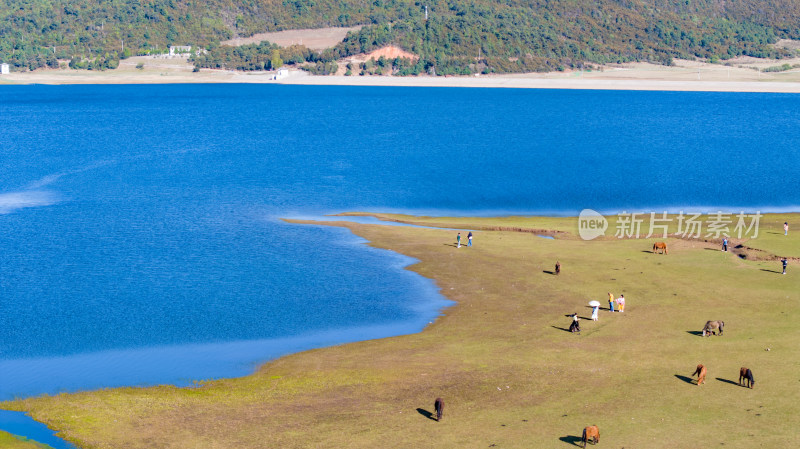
[270,49,283,70]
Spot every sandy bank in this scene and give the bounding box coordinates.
[2,57,800,93]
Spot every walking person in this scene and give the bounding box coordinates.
[722,237,728,252]
[467,231,473,247]
[608,292,615,312]
[591,305,599,321]
[785,222,789,236]
[617,294,625,312]
[782,257,788,275]
[456,232,461,248]
[568,313,581,333]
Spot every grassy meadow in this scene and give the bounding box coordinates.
[0,431,51,449]
[1,213,798,448]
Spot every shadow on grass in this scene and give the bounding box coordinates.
[586,305,612,313]
[704,248,724,251]
[558,435,583,446]
[416,408,437,421]
[641,250,654,254]
[760,269,782,274]
[716,377,740,386]
[686,331,704,336]
[444,243,461,248]
[551,326,573,333]
[543,270,555,275]
[675,374,695,384]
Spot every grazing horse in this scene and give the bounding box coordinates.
[692,364,707,385]
[653,242,668,254]
[739,367,755,388]
[555,261,561,275]
[581,425,600,448]
[702,320,724,337]
[434,397,444,421]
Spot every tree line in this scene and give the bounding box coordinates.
[1,0,799,74]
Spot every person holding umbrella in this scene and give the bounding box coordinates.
[589,300,600,321]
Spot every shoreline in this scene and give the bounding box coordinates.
[3,60,800,93]
[5,212,800,447]
[279,73,800,93]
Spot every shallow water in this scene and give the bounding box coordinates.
[0,85,798,405]
[0,410,76,448]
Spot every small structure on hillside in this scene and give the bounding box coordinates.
[0,63,9,75]
[168,46,192,57]
[272,68,289,80]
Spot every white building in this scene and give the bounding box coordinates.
[168,46,192,56]
[0,63,9,75]
[276,68,289,79]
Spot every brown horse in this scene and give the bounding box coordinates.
[653,242,668,254]
[581,425,600,448]
[692,364,707,385]
[434,397,444,421]
[702,320,724,337]
[739,367,755,389]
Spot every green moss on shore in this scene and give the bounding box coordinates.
[0,431,53,449]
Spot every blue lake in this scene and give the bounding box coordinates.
[0,410,76,449]
[0,85,798,407]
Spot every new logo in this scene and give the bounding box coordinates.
[578,209,608,240]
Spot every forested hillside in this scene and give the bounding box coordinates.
[2,0,799,74]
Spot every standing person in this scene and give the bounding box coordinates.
[608,292,615,312]
[617,294,625,312]
[591,305,599,321]
[782,257,788,275]
[555,261,561,275]
[467,231,473,247]
[722,237,728,252]
[456,232,461,248]
[785,222,789,236]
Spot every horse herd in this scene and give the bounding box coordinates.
[693,321,754,387]
[568,245,760,446]
[431,243,756,447]
[691,364,754,388]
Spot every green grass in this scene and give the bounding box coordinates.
[0,431,53,449]
[2,213,799,448]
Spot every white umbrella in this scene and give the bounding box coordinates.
[588,300,601,307]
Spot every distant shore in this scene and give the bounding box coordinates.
[2,56,800,93]
[278,72,800,93]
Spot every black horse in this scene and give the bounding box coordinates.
[434,397,444,421]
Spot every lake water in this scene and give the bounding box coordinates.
[0,410,77,449]
[1,85,798,408]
